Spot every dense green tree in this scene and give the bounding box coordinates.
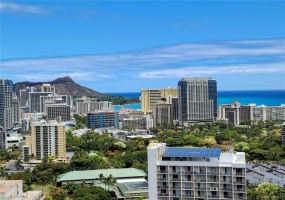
[73,186,112,200]
[50,186,68,200]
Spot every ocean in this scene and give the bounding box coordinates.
[109,90,285,111]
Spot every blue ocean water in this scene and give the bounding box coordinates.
[108,90,285,111]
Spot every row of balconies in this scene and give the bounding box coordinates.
[157,178,245,184]
[157,187,245,192]
[157,171,244,176]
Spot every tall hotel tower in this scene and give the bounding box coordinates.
[178,78,217,123]
[0,79,14,130]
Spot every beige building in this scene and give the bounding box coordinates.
[23,120,66,161]
[141,87,178,113]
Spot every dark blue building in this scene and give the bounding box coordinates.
[87,111,119,128]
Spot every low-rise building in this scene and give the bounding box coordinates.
[0,180,44,200]
[57,168,148,200]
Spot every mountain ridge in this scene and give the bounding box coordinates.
[13,76,109,97]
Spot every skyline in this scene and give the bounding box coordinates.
[1,1,285,92]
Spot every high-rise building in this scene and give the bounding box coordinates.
[20,86,36,107]
[0,127,7,149]
[122,115,153,130]
[29,92,52,113]
[178,78,217,123]
[252,104,285,122]
[24,120,66,160]
[148,142,247,200]
[74,96,113,115]
[46,104,71,121]
[12,96,20,125]
[0,78,14,130]
[218,101,251,126]
[281,122,285,142]
[141,87,178,113]
[152,103,173,127]
[87,111,119,128]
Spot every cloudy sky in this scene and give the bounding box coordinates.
[1,1,285,92]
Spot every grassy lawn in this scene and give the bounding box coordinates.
[31,184,51,196]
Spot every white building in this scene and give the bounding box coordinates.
[252,104,285,122]
[0,180,44,200]
[148,142,247,200]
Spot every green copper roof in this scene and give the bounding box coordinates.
[57,168,146,182]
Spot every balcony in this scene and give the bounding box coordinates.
[220,180,232,183]
[194,171,207,174]
[208,195,220,198]
[220,172,232,176]
[183,194,194,197]
[182,186,193,189]
[171,193,182,197]
[208,172,219,175]
[170,178,181,181]
[234,172,245,176]
[208,187,219,191]
[220,187,232,191]
[158,170,168,173]
[207,179,219,182]
[233,181,245,184]
[182,171,193,174]
[234,188,246,192]
[171,186,181,189]
[157,185,168,189]
[158,193,169,196]
[157,178,168,181]
[170,171,181,174]
[194,187,207,190]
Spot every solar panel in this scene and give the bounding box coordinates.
[162,148,221,158]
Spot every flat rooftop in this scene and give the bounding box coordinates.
[162,148,221,158]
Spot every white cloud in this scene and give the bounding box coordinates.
[1,38,284,82]
[0,2,51,15]
[138,62,285,79]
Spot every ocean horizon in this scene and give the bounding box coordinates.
[109,90,285,111]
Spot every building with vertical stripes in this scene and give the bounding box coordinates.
[178,78,217,124]
[23,120,66,160]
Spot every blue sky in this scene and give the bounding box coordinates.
[0,1,285,92]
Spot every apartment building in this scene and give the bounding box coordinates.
[12,96,20,125]
[19,86,36,107]
[87,111,119,128]
[148,142,247,200]
[0,79,14,130]
[152,103,173,127]
[74,96,113,115]
[141,87,178,113]
[46,104,71,121]
[282,122,285,142]
[253,104,285,122]
[122,115,153,130]
[23,120,66,160]
[218,101,252,126]
[178,78,217,124]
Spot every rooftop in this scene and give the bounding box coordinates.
[162,148,221,158]
[57,168,146,182]
[0,180,22,196]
